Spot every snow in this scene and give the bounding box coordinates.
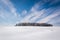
[0,26,60,40]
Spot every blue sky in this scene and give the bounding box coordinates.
[0,0,60,26]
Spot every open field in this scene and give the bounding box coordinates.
[0,26,60,40]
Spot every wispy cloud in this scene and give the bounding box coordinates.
[20,0,60,26]
[21,10,27,17]
[0,0,60,26]
[30,9,45,22]
[1,0,18,16]
[0,0,21,26]
[37,13,60,23]
[20,2,45,23]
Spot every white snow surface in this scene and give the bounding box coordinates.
[0,26,60,40]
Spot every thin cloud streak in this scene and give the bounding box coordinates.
[37,13,60,23]
[20,0,60,26]
[1,0,20,17]
[20,2,45,23]
[0,0,60,26]
[0,0,21,26]
[30,9,45,22]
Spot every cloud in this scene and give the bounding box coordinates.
[1,0,18,16]
[20,0,60,26]
[20,2,45,23]
[47,9,60,26]
[0,0,21,26]
[21,10,27,16]
[30,9,45,22]
[36,6,60,23]
[37,13,60,23]
[0,0,60,26]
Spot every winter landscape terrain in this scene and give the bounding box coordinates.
[0,26,60,40]
[0,0,60,40]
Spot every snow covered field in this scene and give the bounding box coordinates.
[0,26,60,40]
